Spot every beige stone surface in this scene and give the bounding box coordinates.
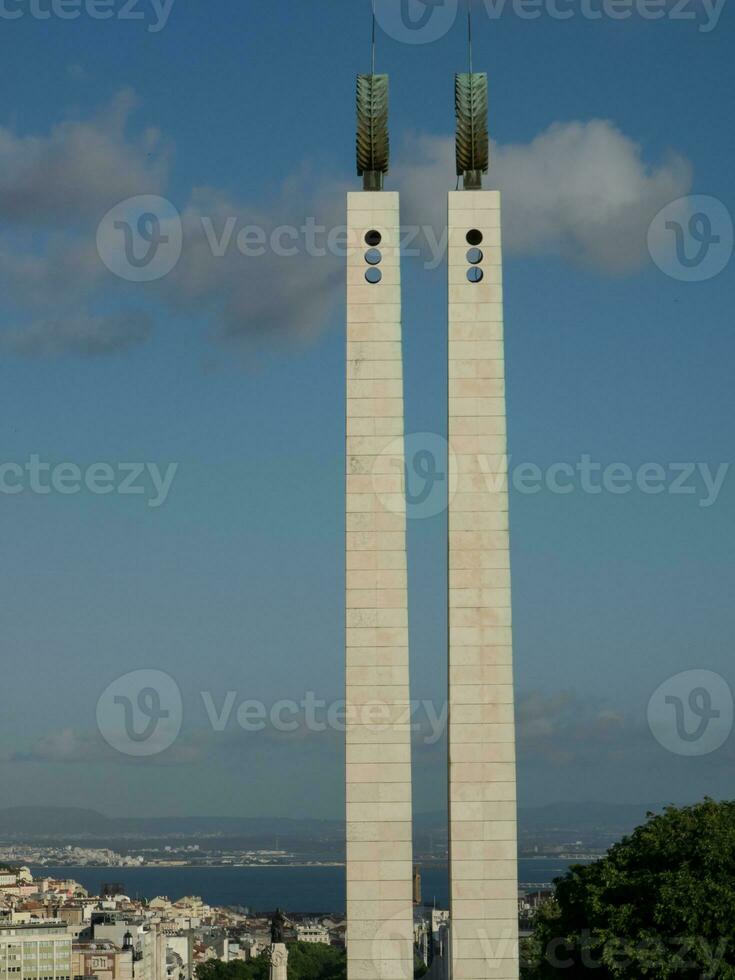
[346,192,414,980]
[448,190,520,980]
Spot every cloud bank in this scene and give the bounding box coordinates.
[0,90,167,227]
[0,94,692,359]
[395,122,692,273]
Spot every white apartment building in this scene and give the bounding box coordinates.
[294,924,330,946]
[0,921,72,980]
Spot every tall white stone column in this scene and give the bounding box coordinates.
[345,190,415,980]
[447,190,519,980]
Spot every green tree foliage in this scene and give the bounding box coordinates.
[196,943,346,980]
[196,959,267,980]
[523,800,735,978]
[286,942,346,980]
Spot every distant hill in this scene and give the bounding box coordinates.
[417,802,661,829]
[0,807,112,836]
[518,801,660,833]
[0,808,342,839]
[0,803,663,840]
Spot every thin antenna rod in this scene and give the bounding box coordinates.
[371,0,377,75]
[467,0,473,74]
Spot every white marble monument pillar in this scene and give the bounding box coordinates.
[447,190,519,980]
[345,190,415,980]
[267,944,288,980]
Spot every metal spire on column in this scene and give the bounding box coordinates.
[356,0,389,190]
[455,0,489,189]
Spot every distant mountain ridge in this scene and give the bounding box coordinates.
[0,807,340,838]
[0,803,663,839]
[517,801,660,832]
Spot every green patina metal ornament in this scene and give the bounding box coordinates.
[356,73,390,191]
[455,72,489,190]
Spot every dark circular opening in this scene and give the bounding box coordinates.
[365,267,383,285]
[466,229,483,246]
[466,247,483,265]
[365,249,382,266]
[365,230,382,247]
[467,267,484,284]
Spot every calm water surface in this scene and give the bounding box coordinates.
[32,859,589,912]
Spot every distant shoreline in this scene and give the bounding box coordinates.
[26,856,600,872]
[31,863,348,871]
[21,862,583,908]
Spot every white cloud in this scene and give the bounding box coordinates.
[1,727,205,767]
[0,99,694,360]
[0,89,168,226]
[0,235,105,309]
[396,120,692,273]
[160,179,348,349]
[0,92,349,357]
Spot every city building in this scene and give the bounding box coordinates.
[0,920,72,980]
[71,942,133,980]
[294,924,330,945]
[90,917,165,980]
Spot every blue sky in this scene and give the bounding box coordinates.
[0,0,733,819]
